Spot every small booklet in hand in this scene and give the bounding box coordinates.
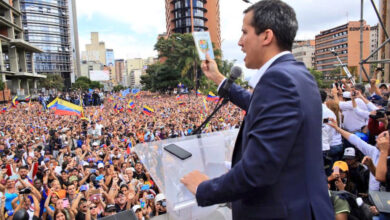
[193,31,214,60]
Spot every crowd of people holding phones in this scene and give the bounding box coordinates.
[322,77,390,220]
[2,73,390,220]
[0,91,243,220]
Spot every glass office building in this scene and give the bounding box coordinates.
[20,0,79,89]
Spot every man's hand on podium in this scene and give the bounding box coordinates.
[180,170,209,195]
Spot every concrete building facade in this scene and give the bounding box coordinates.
[292,40,315,69]
[82,32,106,65]
[165,0,221,49]
[130,69,142,88]
[114,59,124,86]
[315,21,371,80]
[20,0,78,89]
[0,0,46,95]
[80,60,102,78]
[370,25,378,55]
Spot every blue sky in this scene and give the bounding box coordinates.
[77,0,379,80]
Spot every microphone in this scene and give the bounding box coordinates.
[219,66,242,98]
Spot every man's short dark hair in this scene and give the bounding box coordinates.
[380,84,388,89]
[244,0,298,51]
[320,90,327,103]
[354,84,365,94]
[19,165,29,170]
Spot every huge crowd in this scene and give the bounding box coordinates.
[0,77,390,220]
[0,90,243,220]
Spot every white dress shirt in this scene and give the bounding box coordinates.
[218,51,291,90]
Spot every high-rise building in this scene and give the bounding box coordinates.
[0,0,46,95]
[115,59,125,86]
[165,0,221,49]
[315,21,371,80]
[69,0,81,82]
[130,69,142,88]
[82,32,106,65]
[292,40,315,69]
[20,0,80,89]
[370,25,378,55]
[105,49,116,84]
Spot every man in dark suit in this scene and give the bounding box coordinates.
[180,0,334,219]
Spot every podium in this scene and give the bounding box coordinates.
[133,129,238,220]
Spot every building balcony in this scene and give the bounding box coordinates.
[0,16,22,32]
[0,0,21,15]
[10,39,43,53]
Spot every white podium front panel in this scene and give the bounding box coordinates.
[134,129,238,220]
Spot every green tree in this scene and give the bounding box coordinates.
[90,81,103,89]
[72,76,91,90]
[147,33,233,93]
[309,68,323,88]
[39,74,64,90]
[141,62,181,93]
[0,77,4,91]
[113,85,125,92]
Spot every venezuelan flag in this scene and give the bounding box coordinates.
[206,92,219,102]
[2,107,6,113]
[47,97,58,109]
[178,101,186,106]
[176,95,182,101]
[11,96,18,107]
[53,99,82,116]
[143,105,154,116]
[128,100,135,109]
[24,95,31,102]
[196,90,202,96]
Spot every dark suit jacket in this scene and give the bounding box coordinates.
[196,54,334,219]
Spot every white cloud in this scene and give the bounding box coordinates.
[77,0,166,35]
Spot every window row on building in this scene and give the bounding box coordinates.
[24,23,68,33]
[174,0,205,9]
[316,37,347,49]
[174,8,204,18]
[316,56,347,65]
[316,43,348,54]
[22,0,67,8]
[35,63,70,71]
[25,33,68,44]
[316,31,348,43]
[21,2,67,16]
[23,14,67,26]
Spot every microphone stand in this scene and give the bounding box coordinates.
[192,96,229,138]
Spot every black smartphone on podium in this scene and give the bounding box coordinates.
[164,144,192,160]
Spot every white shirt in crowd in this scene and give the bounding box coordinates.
[347,134,380,191]
[322,104,336,151]
[339,98,368,132]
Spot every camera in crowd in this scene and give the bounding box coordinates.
[19,187,31,194]
[369,109,390,120]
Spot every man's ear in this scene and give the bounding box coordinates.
[262,29,274,46]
